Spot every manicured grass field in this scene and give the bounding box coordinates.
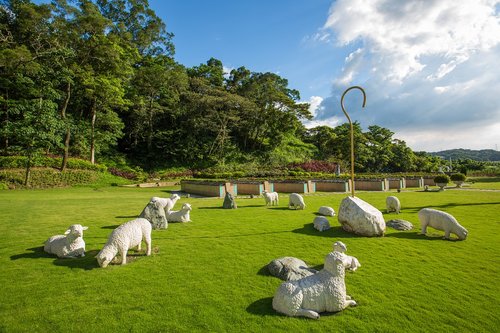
[0,184,499,332]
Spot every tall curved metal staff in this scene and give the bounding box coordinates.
[340,86,366,197]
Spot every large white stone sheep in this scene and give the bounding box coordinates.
[96,218,152,268]
[272,248,358,319]
[418,208,468,240]
[318,206,335,217]
[386,196,401,214]
[151,193,181,213]
[44,224,88,258]
[313,216,331,232]
[166,203,192,223]
[288,193,306,210]
[262,190,279,206]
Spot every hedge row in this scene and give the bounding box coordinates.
[0,156,107,172]
[0,168,100,189]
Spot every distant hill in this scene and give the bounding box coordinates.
[429,149,500,161]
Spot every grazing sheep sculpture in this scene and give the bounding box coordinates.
[151,193,181,213]
[313,216,331,232]
[44,224,88,258]
[262,190,279,206]
[386,196,401,214]
[272,245,359,319]
[318,206,335,217]
[166,203,192,222]
[96,218,152,268]
[288,193,306,210]
[418,208,468,240]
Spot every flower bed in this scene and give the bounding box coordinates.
[354,178,389,191]
[181,180,237,197]
[270,180,315,193]
[314,179,351,192]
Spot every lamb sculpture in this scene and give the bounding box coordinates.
[386,196,401,214]
[262,190,279,206]
[96,218,152,268]
[288,193,306,210]
[272,243,359,319]
[151,193,181,213]
[318,206,335,217]
[166,203,192,222]
[418,208,468,240]
[44,224,88,258]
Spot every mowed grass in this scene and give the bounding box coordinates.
[0,185,499,332]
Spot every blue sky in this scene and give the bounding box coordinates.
[150,0,500,152]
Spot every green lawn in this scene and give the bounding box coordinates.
[0,185,499,332]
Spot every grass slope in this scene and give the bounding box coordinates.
[0,186,499,332]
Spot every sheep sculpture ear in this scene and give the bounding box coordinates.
[82,226,88,230]
[64,229,71,235]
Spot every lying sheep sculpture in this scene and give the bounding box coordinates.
[418,208,468,240]
[44,224,88,258]
[313,216,330,232]
[318,206,335,217]
[262,190,279,206]
[288,193,306,210]
[96,218,152,268]
[272,243,359,319]
[386,196,401,214]
[166,203,192,222]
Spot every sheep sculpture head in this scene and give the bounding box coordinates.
[64,224,88,238]
[182,203,192,211]
[171,193,180,200]
[96,249,113,268]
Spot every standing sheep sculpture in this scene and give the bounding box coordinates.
[262,190,279,206]
[386,196,401,214]
[272,245,359,319]
[288,193,306,210]
[151,193,181,213]
[96,218,152,268]
[44,224,88,258]
[418,208,468,240]
[166,203,192,222]
[318,206,335,216]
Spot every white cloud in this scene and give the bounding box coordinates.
[315,0,500,151]
[308,96,324,117]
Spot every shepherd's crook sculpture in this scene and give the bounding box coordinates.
[340,86,366,197]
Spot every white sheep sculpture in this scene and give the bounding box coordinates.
[288,193,306,210]
[386,196,401,214]
[262,190,279,206]
[333,241,361,272]
[313,216,330,232]
[272,245,359,319]
[166,203,192,223]
[418,208,468,240]
[318,206,335,217]
[44,224,88,258]
[151,193,181,213]
[96,218,152,268]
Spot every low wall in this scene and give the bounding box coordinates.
[354,179,389,191]
[234,181,265,195]
[314,179,350,192]
[181,180,237,197]
[423,177,436,186]
[405,177,424,188]
[388,178,406,190]
[271,180,315,193]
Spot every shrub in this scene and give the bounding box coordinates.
[433,174,450,184]
[450,173,466,182]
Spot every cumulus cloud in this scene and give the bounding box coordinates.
[312,0,500,150]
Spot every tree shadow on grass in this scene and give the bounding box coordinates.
[246,297,280,317]
[10,247,101,270]
[292,224,359,238]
